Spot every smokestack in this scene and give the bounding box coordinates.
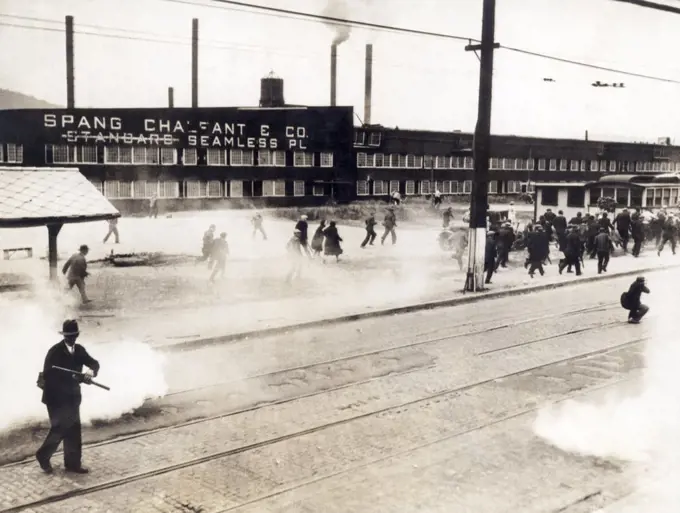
[191,18,198,108]
[168,87,174,108]
[364,44,373,125]
[65,16,75,108]
[330,44,337,107]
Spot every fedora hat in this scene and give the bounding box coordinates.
[59,319,80,336]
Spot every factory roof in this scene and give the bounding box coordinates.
[0,167,119,228]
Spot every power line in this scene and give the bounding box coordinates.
[2,6,680,86]
[610,0,680,14]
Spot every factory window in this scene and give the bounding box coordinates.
[258,150,272,166]
[464,157,474,169]
[146,181,161,198]
[160,148,177,165]
[451,180,460,194]
[185,180,207,198]
[414,156,423,168]
[538,159,546,171]
[451,157,461,169]
[265,179,286,197]
[567,189,585,208]
[440,181,452,194]
[6,143,23,163]
[541,188,558,206]
[501,158,513,170]
[133,181,147,198]
[661,162,669,172]
[527,158,535,170]
[527,182,535,193]
[404,181,415,195]
[229,180,244,198]
[559,159,568,171]
[159,181,179,198]
[120,147,133,164]
[635,162,643,172]
[393,154,404,168]
[207,149,226,166]
[132,147,158,165]
[231,149,254,166]
[506,181,518,194]
[104,147,118,164]
[368,132,381,146]
[51,145,71,164]
[272,151,285,166]
[313,184,324,196]
[104,180,120,199]
[435,156,450,169]
[645,162,653,172]
[463,180,472,194]
[356,180,369,196]
[374,153,384,167]
[549,159,557,171]
[589,160,598,172]
[293,180,305,197]
[488,181,498,194]
[357,152,370,168]
[118,181,132,198]
[183,148,198,166]
[207,181,224,198]
[423,155,434,169]
[580,160,587,172]
[354,132,366,146]
[320,152,333,167]
[373,180,388,195]
[389,180,400,194]
[570,160,579,172]
[294,152,314,167]
[675,163,680,172]
[420,180,431,195]
[406,154,418,168]
[489,158,500,169]
[0,144,3,162]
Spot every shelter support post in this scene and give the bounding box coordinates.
[47,223,63,282]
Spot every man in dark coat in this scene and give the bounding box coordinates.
[36,320,100,474]
[631,213,644,257]
[199,225,216,263]
[553,210,568,251]
[484,231,497,284]
[568,212,583,225]
[361,213,377,248]
[621,276,650,324]
[559,226,582,276]
[527,225,548,278]
[294,215,312,257]
[657,215,677,256]
[598,212,614,232]
[614,208,631,253]
[495,223,515,270]
[586,215,599,258]
[594,227,612,274]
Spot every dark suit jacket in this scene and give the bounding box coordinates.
[41,340,100,406]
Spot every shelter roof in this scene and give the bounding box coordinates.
[0,167,119,228]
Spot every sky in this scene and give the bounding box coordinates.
[1,0,680,142]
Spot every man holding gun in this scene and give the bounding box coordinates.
[36,320,100,474]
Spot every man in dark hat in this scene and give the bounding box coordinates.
[621,277,650,324]
[62,245,91,304]
[36,319,100,474]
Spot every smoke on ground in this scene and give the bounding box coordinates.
[0,277,167,433]
[532,284,680,511]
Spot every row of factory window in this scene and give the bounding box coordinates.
[356,180,535,196]
[354,131,383,147]
[0,143,24,163]
[356,153,680,173]
[42,145,334,168]
[92,179,326,199]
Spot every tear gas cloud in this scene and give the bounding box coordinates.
[0,277,168,433]
[533,275,680,511]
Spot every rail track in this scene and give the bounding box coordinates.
[0,300,630,472]
[0,331,648,513]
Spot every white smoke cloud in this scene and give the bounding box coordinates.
[533,278,680,511]
[323,0,353,45]
[0,277,167,432]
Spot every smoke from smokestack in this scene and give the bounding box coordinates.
[323,0,351,45]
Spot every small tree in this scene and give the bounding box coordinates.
[597,196,617,213]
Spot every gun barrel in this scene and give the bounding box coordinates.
[51,365,110,391]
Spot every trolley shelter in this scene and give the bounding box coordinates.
[0,167,119,280]
[534,174,680,220]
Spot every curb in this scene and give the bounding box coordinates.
[161,261,680,352]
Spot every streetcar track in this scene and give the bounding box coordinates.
[162,302,621,399]
[0,337,648,513]
[0,303,629,470]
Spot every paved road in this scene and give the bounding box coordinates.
[0,268,668,513]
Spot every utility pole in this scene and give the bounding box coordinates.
[168,87,175,108]
[464,0,499,292]
[65,16,75,108]
[191,18,198,108]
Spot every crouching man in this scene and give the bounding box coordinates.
[620,276,650,324]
